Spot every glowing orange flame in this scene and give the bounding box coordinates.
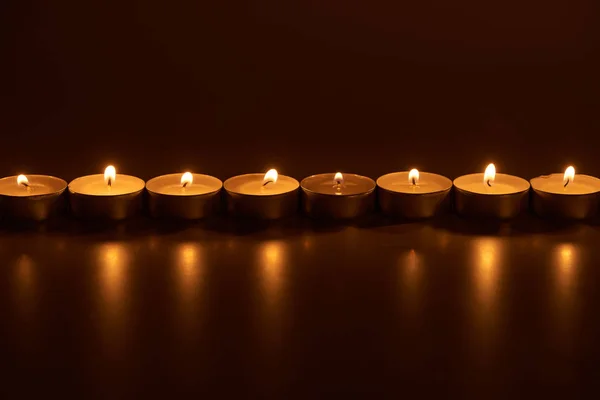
[408,169,419,185]
[483,163,496,187]
[181,172,193,187]
[104,165,116,186]
[263,169,278,186]
[563,166,575,187]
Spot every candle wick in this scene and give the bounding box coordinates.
[263,180,273,187]
[564,179,570,188]
[486,179,492,187]
[183,181,189,188]
[107,179,112,188]
[412,178,416,186]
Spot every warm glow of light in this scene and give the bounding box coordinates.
[104,165,116,186]
[400,250,421,309]
[263,242,282,266]
[334,172,344,185]
[260,241,286,303]
[483,163,496,186]
[17,174,29,187]
[14,254,35,312]
[178,243,198,269]
[558,244,574,267]
[263,169,278,186]
[408,169,419,185]
[181,172,193,187]
[97,243,128,304]
[563,166,575,187]
[176,243,202,300]
[554,243,577,300]
[474,238,501,300]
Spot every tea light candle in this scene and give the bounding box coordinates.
[377,169,452,219]
[301,172,376,219]
[531,166,600,219]
[454,163,530,219]
[0,174,67,221]
[224,169,299,219]
[68,166,145,220]
[146,172,222,219]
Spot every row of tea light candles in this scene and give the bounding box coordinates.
[0,164,599,221]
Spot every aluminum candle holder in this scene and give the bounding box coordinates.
[0,175,67,221]
[146,173,222,219]
[301,172,376,220]
[530,167,600,220]
[453,164,530,219]
[377,170,452,219]
[69,167,145,220]
[224,170,299,219]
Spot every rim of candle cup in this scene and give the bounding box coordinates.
[301,173,376,197]
[224,173,299,197]
[530,174,600,196]
[68,174,145,197]
[453,173,530,196]
[376,172,452,195]
[0,175,68,198]
[146,173,223,196]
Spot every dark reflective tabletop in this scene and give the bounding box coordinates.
[2,215,599,396]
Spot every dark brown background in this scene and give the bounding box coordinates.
[2,1,600,397]
[2,1,599,180]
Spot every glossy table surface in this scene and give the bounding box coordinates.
[2,214,599,396]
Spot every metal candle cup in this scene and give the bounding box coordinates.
[0,175,67,221]
[377,171,452,219]
[453,164,529,219]
[69,168,145,220]
[146,173,222,219]
[301,173,376,220]
[454,164,529,219]
[224,171,299,219]
[530,169,600,220]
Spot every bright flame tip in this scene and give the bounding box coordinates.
[563,166,575,187]
[104,165,116,186]
[263,169,278,186]
[408,169,419,185]
[17,174,29,187]
[484,163,496,187]
[181,172,194,187]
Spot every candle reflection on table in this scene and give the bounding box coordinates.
[554,243,577,299]
[175,243,203,303]
[257,240,288,357]
[470,237,503,364]
[13,254,36,317]
[174,243,205,342]
[259,241,286,305]
[552,243,580,348]
[399,249,422,316]
[95,242,130,356]
[98,243,128,305]
[473,238,501,309]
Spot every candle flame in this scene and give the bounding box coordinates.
[181,172,193,187]
[17,174,29,187]
[263,169,278,186]
[484,163,496,187]
[563,166,575,188]
[408,169,419,186]
[334,172,344,186]
[104,165,116,187]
